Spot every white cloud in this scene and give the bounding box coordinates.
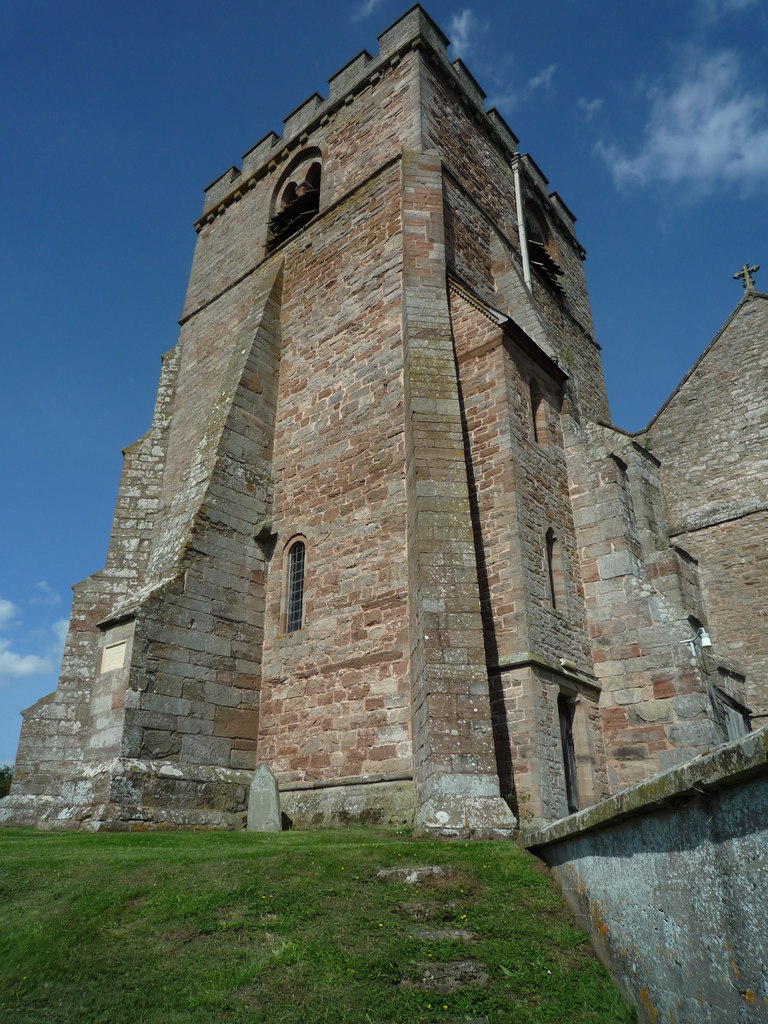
[598,50,768,194]
[30,580,62,606]
[0,639,52,682]
[352,0,386,21]
[528,64,557,92]
[699,0,759,21]
[449,9,479,60]
[488,59,555,115]
[0,599,17,628]
[578,97,604,123]
[0,612,67,687]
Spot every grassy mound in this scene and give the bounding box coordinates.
[0,827,635,1023]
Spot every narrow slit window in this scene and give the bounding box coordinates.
[546,528,559,609]
[286,541,306,633]
[530,382,549,445]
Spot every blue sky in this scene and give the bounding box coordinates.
[1,0,767,766]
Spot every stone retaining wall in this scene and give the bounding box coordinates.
[526,727,768,1024]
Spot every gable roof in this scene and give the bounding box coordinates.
[644,291,768,433]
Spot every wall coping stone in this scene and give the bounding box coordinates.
[98,571,183,629]
[666,498,768,540]
[525,725,768,849]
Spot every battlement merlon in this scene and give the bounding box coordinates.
[195,4,578,236]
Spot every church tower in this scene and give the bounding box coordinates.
[5,6,747,832]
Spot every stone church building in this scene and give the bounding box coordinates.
[4,6,766,833]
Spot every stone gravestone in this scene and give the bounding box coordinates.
[247,763,282,832]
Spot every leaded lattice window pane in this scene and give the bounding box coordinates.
[287,542,305,633]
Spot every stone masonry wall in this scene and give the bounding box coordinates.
[497,664,607,823]
[685,512,768,714]
[645,296,768,533]
[104,347,180,582]
[644,294,768,713]
[120,259,285,773]
[144,264,281,586]
[420,57,520,264]
[449,289,592,673]
[9,345,181,803]
[420,52,609,425]
[448,287,606,821]
[11,577,108,799]
[567,421,722,790]
[256,160,413,791]
[449,293,526,664]
[501,342,590,670]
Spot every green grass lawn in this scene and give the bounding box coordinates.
[0,827,635,1024]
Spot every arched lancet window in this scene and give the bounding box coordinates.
[267,152,322,253]
[285,540,306,633]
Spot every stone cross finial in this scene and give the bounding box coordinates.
[733,263,759,293]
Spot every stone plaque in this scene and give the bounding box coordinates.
[247,763,282,832]
[101,641,126,673]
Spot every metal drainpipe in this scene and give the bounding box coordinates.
[512,156,532,291]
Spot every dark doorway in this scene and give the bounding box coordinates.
[558,695,579,814]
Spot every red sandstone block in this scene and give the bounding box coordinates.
[601,706,628,727]
[623,724,666,744]
[652,673,699,699]
[369,744,397,761]
[581,560,600,584]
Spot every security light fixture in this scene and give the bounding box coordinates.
[679,626,712,653]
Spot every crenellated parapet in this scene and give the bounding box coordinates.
[194,4,577,240]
